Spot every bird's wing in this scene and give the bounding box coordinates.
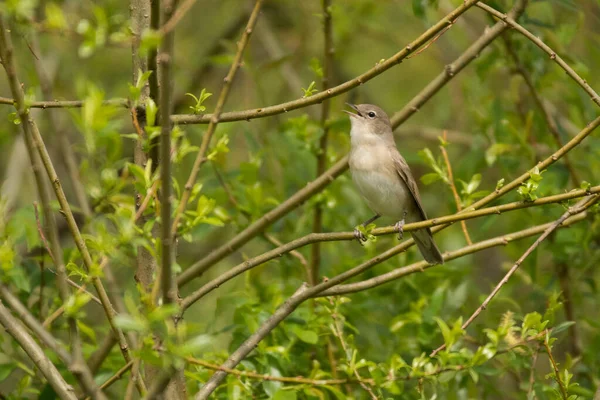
[391,148,428,221]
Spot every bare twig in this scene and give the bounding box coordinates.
[171,0,264,235]
[439,131,472,244]
[186,357,370,385]
[0,96,128,108]
[430,195,599,357]
[97,361,133,392]
[477,2,600,108]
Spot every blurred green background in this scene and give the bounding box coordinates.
[1,0,600,398]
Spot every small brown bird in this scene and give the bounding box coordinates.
[345,103,444,265]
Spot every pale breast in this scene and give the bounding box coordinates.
[350,145,411,220]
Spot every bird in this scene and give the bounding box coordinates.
[344,103,444,265]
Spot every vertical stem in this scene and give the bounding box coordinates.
[159,0,176,305]
[544,339,568,399]
[309,0,334,286]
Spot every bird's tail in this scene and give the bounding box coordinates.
[412,228,444,265]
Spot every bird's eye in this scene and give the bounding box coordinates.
[367,111,376,118]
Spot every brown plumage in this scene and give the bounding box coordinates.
[346,103,444,265]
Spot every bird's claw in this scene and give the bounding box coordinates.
[395,219,405,240]
[354,227,367,245]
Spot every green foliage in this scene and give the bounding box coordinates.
[186,89,213,114]
[301,81,318,98]
[518,166,545,201]
[1,1,599,399]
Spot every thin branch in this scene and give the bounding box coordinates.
[316,212,589,297]
[170,0,482,125]
[430,195,599,357]
[159,0,177,306]
[544,338,568,399]
[0,96,128,108]
[310,0,334,286]
[439,131,472,244]
[177,0,529,287]
[171,0,264,236]
[477,2,600,108]
[0,301,77,400]
[160,0,197,34]
[96,361,133,393]
[186,357,370,385]
[181,184,600,310]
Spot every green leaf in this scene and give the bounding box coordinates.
[179,334,212,355]
[301,81,318,98]
[64,293,92,317]
[551,321,575,335]
[293,327,318,344]
[421,172,441,185]
[263,367,283,397]
[146,98,158,126]
[115,314,148,333]
[273,389,297,400]
[140,29,162,54]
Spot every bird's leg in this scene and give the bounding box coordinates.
[354,214,381,244]
[394,210,408,240]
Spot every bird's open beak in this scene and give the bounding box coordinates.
[343,103,362,118]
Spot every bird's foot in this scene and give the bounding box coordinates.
[354,227,367,245]
[394,219,406,240]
